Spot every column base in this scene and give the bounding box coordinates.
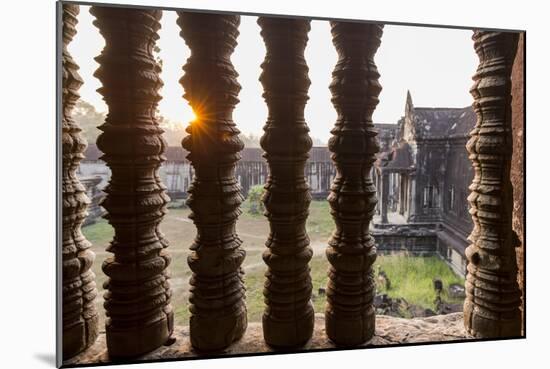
[325,307,375,347]
[262,305,315,348]
[63,315,99,359]
[190,308,248,352]
[463,302,522,338]
[106,311,174,359]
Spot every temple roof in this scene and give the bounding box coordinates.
[412,106,475,139]
[448,107,476,136]
[374,123,399,130]
[164,146,187,162]
[378,140,414,170]
[83,144,189,162]
[374,123,398,137]
[309,146,332,162]
[83,144,333,163]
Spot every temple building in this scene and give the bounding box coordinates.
[373,91,476,275]
[79,144,335,200]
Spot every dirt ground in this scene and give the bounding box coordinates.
[83,200,463,328]
[85,202,334,329]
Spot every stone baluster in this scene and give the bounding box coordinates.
[61,3,99,359]
[257,17,314,348]
[91,7,173,358]
[326,22,383,346]
[464,31,521,338]
[176,12,247,351]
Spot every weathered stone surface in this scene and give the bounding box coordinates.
[464,31,522,338]
[91,6,173,358]
[66,313,470,365]
[510,32,525,334]
[326,21,383,346]
[257,17,314,348]
[61,3,99,359]
[373,313,468,343]
[176,12,247,352]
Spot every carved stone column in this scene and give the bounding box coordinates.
[381,170,389,223]
[407,172,417,222]
[257,17,314,348]
[464,31,522,338]
[91,7,173,358]
[177,12,247,351]
[399,172,407,215]
[62,4,99,359]
[326,22,383,346]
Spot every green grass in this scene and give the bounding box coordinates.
[374,253,464,309]
[310,255,330,313]
[81,200,464,327]
[306,200,335,239]
[244,266,267,323]
[174,299,190,324]
[240,198,264,218]
[248,253,465,317]
[241,198,335,239]
[82,218,113,245]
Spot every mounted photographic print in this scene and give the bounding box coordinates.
[57,0,526,367]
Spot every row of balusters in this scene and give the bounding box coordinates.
[62,4,522,361]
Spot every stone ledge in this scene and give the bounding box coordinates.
[66,313,470,366]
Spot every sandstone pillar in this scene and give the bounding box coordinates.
[177,12,247,351]
[62,3,99,359]
[91,6,173,358]
[325,21,383,346]
[257,17,314,348]
[464,30,522,338]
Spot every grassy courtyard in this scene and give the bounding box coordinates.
[82,200,464,328]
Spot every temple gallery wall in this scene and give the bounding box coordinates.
[61,3,525,365]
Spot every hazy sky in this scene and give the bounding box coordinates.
[69,6,477,143]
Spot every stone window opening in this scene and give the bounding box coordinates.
[423,185,438,208]
[449,185,456,211]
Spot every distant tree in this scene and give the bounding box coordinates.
[240,133,261,148]
[73,100,106,144]
[247,185,265,215]
[74,97,293,149]
[311,136,327,147]
[159,116,187,147]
